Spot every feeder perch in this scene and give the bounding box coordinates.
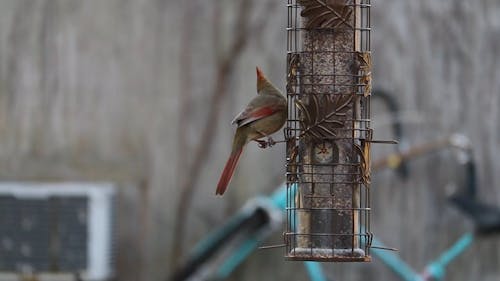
[284,0,372,262]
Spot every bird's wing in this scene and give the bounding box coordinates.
[232,96,285,127]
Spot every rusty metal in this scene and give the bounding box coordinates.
[284,0,372,262]
[372,137,453,171]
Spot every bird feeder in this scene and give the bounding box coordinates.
[284,0,372,262]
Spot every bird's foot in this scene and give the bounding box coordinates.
[255,137,275,149]
[256,139,268,149]
[267,137,276,147]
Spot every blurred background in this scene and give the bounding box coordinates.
[0,0,499,280]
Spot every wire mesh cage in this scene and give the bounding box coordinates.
[284,0,372,262]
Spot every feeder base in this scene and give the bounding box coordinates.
[286,247,371,262]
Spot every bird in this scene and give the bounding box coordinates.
[215,67,287,195]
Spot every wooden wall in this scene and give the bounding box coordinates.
[0,0,498,280]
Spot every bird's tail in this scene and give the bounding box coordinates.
[216,147,243,195]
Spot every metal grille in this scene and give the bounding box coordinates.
[0,183,116,280]
[284,0,372,262]
[0,196,88,272]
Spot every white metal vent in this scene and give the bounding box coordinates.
[0,182,116,281]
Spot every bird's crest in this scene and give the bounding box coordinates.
[256,66,269,93]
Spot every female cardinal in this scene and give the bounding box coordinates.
[216,67,287,195]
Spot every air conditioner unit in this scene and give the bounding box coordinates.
[0,182,116,281]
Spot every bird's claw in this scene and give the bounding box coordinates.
[256,140,268,149]
[267,137,276,147]
[256,137,275,149]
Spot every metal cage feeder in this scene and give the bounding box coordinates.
[284,0,372,262]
